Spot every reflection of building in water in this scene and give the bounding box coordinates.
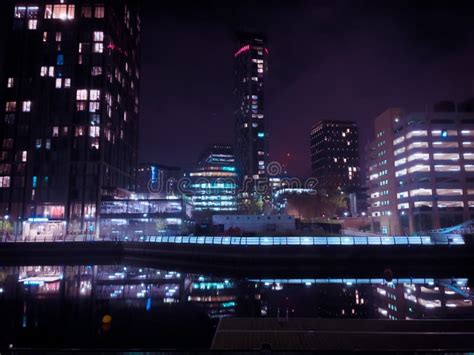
[187,278,248,318]
[256,281,371,318]
[2,266,474,322]
[0,265,261,319]
[373,281,473,320]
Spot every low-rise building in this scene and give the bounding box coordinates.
[212,214,295,234]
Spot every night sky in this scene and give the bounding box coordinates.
[139,0,474,178]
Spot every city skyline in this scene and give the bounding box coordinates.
[2,1,474,178]
[136,0,474,177]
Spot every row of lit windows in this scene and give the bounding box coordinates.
[5,101,31,112]
[394,129,474,146]
[396,163,474,176]
[397,188,474,198]
[397,201,472,209]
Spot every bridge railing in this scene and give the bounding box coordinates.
[0,234,466,246]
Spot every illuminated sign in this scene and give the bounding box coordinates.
[234,45,250,57]
[27,217,49,222]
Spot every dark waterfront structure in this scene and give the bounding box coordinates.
[233,32,268,183]
[0,1,141,237]
[188,144,237,212]
[310,120,360,191]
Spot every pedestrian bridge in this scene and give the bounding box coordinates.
[128,234,465,246]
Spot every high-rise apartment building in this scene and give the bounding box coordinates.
[368,105,474,235]
[189,144,237,212]
[0,1,140,237]
[310,120,360,191]
[233,32,268,183]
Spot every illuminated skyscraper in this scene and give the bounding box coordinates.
[368,103,474,234]
[310,120,360,191]
[0,1,141,238]
[189,144,237,212]
[233,32,268,183]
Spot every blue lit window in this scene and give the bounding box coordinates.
[441,129,448,138]
[57,54,64,65]
[32,176,37,188]
[258,132,265,138]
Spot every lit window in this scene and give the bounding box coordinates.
[89,126,100,138]
[76,89,88,100]
[43,31,48,42]
[394,147,405,156]
[397,203,409,210]
[55,78,62,88]
[46,4,75,20]
[461,130,474,136]
[434,165,460,172]
[44,5,52,18]
[436,189,463,196]
[55,32,62,42]
[464,153,474,160]
[0,176,10,188]
[7,78,14,88]
[395,169,407,177]
[27,19,37,30]
[432,129,457,137]
[407,153,429,162]
[75,126,84,136]
[465,165,474,172]
[433,153,459,160]
[89,89,101,101]
[64,78,71,88]
[14,6,26,18]
[52,126,59,137]
[407,141,428,150]
[35,139,42,149]
[48,66,54,77]
[40,66,47,76]
[93,43,103,53]
[91,66,102,76]
[22,101,31,112]
[393,136,405,145]
[22,151,27,162]
[90,138,99,149]
[438,201,463,208]
[76,102,87,111]
[89,102,100,113]
[433,141,458,148]
[414,201,432,208]
[94,5,105,18]
[5,102,16,112]
[397,191,408,199]
[258,132,264,138]
[394,158,406,167]
[408,165,430,173]
[93,31,104,42]
[406,130,427,139]
[45,139,51,150]
[410,188,432,197]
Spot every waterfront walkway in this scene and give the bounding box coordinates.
[0,233,466,246]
